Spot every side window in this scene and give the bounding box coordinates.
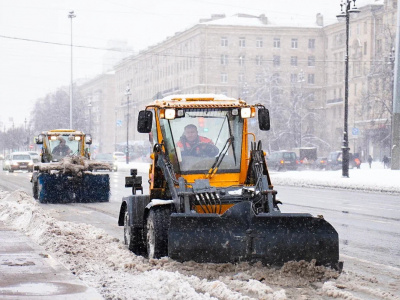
[150,109,157,146]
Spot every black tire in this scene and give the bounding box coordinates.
[146,206,171,259]
[124,210,145,254]
[32,181,38,200]
[9,169,13,173]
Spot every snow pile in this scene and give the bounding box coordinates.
[38,156,112,175]
[1,190,399,299]
[271,164,400,194]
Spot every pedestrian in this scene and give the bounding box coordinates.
[382,155,389,169]
[367,155,373,168]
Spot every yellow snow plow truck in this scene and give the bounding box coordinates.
[118,94,342,270]
[31,129,110,203]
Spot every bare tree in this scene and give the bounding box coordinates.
[31,87,87,134]
[358,22,395,156]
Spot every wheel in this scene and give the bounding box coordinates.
[124,210,145,254]
[8,169,13,173]
[32,181,38,200]
[146,206,171,259]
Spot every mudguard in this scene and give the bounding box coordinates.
[168,201,340,270]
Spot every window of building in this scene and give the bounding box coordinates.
[364,42,367,55]
[221,37,228,47]
[291,38,298,49]
[273,55,280,67]
[273,38,280,48]
[308,92,315,101]
[290,56,297,66]
[308,73,315,84]
[221,73,228,83]
[239,37,246,48]
[256,73,263,84]
[273,73,280,84]
[256,55,263,65]
[238,73,244,82]
[239,55,245,66]
[290,73,298,83]
[377,39,382,53]
[308,56,315,67]
[220,54,228,65]
[308,38,315,49]
[256,38,263,48]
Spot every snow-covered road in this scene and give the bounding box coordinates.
[1,160,399,299]
[1,190,399,299]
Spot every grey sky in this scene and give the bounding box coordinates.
[0,0,375,127]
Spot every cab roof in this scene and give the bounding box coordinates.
[147,94,250,109]
[41,129,85,135]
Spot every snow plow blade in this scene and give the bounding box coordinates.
[37,173,110,203]
[168,201,340,270]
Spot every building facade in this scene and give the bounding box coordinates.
[78,0,397,160]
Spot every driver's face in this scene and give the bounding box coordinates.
[184,128,198,142]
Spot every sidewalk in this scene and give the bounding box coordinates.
[271,162,400,194]
[117,160,400,194]
[0,221,102,299]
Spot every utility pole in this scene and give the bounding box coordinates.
[125,86,131,164]
[68,11,76,129]
[392,2,400,170]
[337,0,359,177]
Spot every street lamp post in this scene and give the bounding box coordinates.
[298,70,305,148]
[88,98,92,133]
[337,0,359,178]
[125,87,131,164]
[115,108,118,151]
[68,11,76,130]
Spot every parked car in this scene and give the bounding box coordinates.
[327,151,342,170]
[2,155,11,171]
[266,150,298,171]
[94,153,118,172]
[3,152,36,172]
[327,151,361,170]
[113,151,126,162]
[313,157,328,170]
[28,151,40,161]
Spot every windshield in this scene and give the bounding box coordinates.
[48,135,81,159]
[96,153,113,160]
[160,108,243,174]
[12,155,31,160]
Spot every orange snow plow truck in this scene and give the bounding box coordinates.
[118,94,342,271]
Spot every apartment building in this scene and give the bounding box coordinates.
[80,0,397,159]
[78,72,116,154]
[113,13,325,151]
[324,0,396,160]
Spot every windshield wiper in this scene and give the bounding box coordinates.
[206,135,234,178]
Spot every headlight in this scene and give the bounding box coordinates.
[11,162,19,166]
[28,162,34,166]
[240,107,251,118]
[164,108,176,120]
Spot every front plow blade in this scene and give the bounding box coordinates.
[168,201,340,270]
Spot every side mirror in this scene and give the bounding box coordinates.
[258,108,270,131]
[137,110,153,133]
[36,134,44,144]
[86,134,92,145]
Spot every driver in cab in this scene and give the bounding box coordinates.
[177,124,218,157]
[52,137,71,157]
